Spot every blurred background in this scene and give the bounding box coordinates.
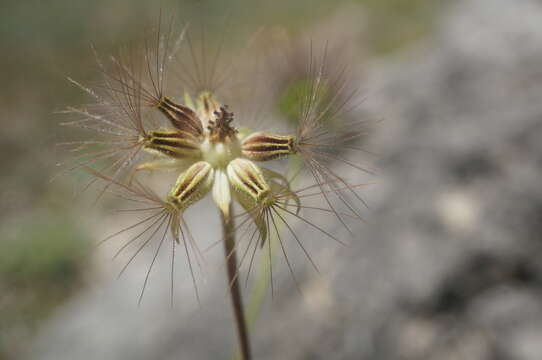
[2,0,542,359]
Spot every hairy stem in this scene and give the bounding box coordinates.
[222,207,252,360]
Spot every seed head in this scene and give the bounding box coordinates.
[66,20,374,302]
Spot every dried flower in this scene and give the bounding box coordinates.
[64,19,373,360]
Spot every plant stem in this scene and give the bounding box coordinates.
[221,207,252,360]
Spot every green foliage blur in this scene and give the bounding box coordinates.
[0,214,89,359]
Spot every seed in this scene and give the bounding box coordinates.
[227,158,270,203]
[241,132,296,161]
[168,161,214,210]
[156,97,204,137]
[144,129,202,159]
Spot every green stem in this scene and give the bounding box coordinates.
[222,207,252,360]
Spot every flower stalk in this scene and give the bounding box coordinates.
[221,205,252,360]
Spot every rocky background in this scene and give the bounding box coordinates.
[1,0,542,359]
